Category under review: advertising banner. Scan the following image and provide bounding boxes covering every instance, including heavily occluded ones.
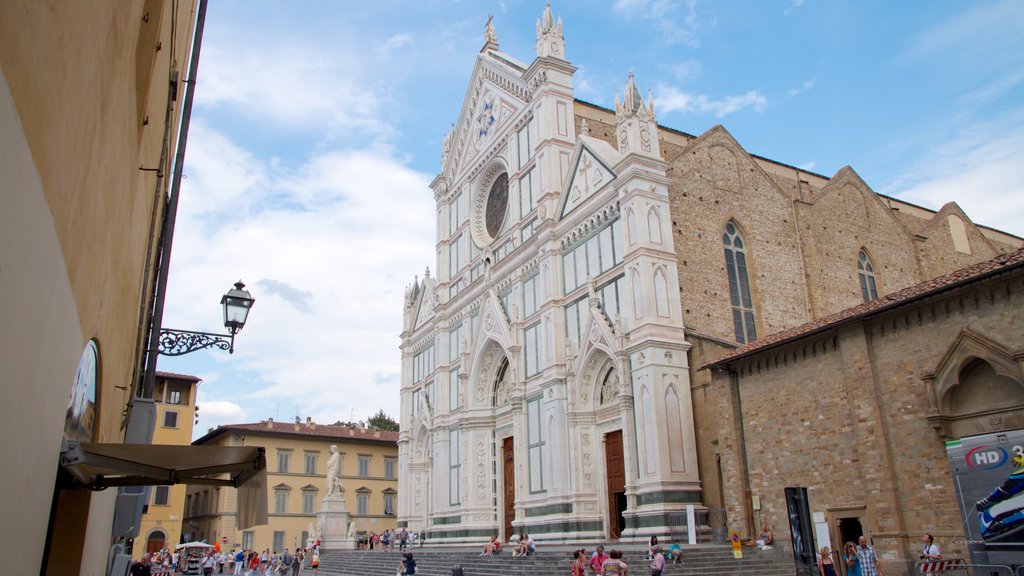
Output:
[945,429,1024,566]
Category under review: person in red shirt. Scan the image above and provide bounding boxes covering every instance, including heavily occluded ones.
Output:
[589,546,609,575]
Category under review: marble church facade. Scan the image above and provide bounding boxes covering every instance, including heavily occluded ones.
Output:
[398,6,1021,545]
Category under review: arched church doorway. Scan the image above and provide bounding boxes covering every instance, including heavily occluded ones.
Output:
[146,529,166,554]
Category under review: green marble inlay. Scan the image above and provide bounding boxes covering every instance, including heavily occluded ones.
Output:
[635,491,702,506]
[524,503,573,517]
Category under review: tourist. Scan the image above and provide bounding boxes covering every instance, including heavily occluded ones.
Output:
[844,542,861,576]
[818,546,837,576]
[309,551,319,576]
[512,533,528,557]
[203,551,216,576]
[129,553,152,576]
[920,534,941,561]
[398,552,416,576]
[600,549,629,575]
[744,525,773,548]
[650,546,666,576]
[667,541,683,564]
[399,528,408,551]
[647,536,658,560]
[247,551,260,576]
[481,535,502,556]
[856,536,883,576]
[524,534,536,556]
[589,546,609,575]
[234,550,245,575]
[571,549,587,576]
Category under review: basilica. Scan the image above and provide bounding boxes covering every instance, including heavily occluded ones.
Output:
[397,4,1022,561]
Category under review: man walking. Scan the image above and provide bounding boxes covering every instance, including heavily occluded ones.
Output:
[856,536,884,576]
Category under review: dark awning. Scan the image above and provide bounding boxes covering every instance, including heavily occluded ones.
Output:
[62,442,265,488]
[61,441,268,527]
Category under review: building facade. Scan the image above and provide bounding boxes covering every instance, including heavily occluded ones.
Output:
[397,6,1022,547]
[706,248,1024,574]
[1,2,200,574]
[136,372,202,558]
[188,421,399,553]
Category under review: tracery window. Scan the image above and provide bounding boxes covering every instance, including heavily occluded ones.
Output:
[723,221,756,344]
[857,249,879,302]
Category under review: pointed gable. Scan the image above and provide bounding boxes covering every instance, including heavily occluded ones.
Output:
[411,277,436,333]
[443,51,531,184]
[559,136,620,219]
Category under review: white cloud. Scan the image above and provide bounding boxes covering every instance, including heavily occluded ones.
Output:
[613,0,702,47]
[665,59,703,81]
[195,395,247,431]
[784,0,806,16]
[165,123,435,433]
[655,85,767,118]
[881,112,1024,238]
[196,39,390,143]
[378,33,416,55]
[786,79,816,98]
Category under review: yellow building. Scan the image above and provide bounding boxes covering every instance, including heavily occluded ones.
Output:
[135,372,202,557]
[187,420,399,553]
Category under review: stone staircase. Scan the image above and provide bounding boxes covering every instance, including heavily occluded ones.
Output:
[317,545,795,576]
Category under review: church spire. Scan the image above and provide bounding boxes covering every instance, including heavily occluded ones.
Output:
[535,3,565,59]
[615,73,659,158]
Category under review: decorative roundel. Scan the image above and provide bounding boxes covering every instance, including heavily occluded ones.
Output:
[485,173,509,238]
[471,162,511,247]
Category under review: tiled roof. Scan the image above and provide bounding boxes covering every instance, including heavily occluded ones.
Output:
[155,370,201,383]
[195,421,399,445]
[705,247,1024,368]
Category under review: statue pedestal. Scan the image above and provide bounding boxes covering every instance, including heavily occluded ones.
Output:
[317,495,358,550]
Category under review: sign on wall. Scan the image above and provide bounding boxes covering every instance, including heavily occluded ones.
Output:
[946,429,1024,566]
[65,340,98,442]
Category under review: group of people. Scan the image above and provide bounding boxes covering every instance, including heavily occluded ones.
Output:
[362,528,417,551]
[819,534,938,576]
[131,546,316,576]
[479,533,536,557]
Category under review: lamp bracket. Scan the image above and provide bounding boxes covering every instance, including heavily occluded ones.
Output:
[157,328,235,356]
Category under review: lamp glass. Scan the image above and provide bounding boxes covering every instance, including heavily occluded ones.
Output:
[221,282,254,331]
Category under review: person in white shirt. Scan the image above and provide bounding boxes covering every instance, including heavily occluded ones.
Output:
[920,534,941,561]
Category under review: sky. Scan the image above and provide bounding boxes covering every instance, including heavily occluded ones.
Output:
[156,0,1024,439]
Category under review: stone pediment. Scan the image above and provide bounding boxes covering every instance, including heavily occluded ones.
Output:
[443,55,530,184]
[560,138,619,220]
[411,278,436,333]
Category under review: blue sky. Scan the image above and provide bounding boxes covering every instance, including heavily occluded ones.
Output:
[157,0,1024,438]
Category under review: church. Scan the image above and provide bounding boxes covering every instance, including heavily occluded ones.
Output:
[397,3,1022,559]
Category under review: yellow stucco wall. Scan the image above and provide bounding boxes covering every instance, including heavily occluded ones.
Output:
[0,1,198,574]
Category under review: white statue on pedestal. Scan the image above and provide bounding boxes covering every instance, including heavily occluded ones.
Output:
[326,445,344,497]
[347,521,357,539]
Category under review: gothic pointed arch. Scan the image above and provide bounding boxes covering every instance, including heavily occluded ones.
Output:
[468,337,513,411]
[722,219,757,344]
[856,248,880,302]
[924,328,1024,439]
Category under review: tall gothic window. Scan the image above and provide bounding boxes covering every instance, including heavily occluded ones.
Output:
[723,221,756,344]
[858,249,879,302]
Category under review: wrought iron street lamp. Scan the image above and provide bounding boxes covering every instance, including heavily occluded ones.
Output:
[157,281,255,356]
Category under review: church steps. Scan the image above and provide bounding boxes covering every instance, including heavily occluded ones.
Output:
[317,546,795,576]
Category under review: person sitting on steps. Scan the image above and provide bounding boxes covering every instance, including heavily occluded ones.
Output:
[743,525,773,548]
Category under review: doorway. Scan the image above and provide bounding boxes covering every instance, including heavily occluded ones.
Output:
[502,437,515,540]
[146,529,166,553]
[605,430,626,539]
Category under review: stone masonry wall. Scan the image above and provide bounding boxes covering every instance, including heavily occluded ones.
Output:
[710,269,1024,575]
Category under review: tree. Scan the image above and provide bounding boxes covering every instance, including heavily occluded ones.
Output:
[367,409,398,431]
